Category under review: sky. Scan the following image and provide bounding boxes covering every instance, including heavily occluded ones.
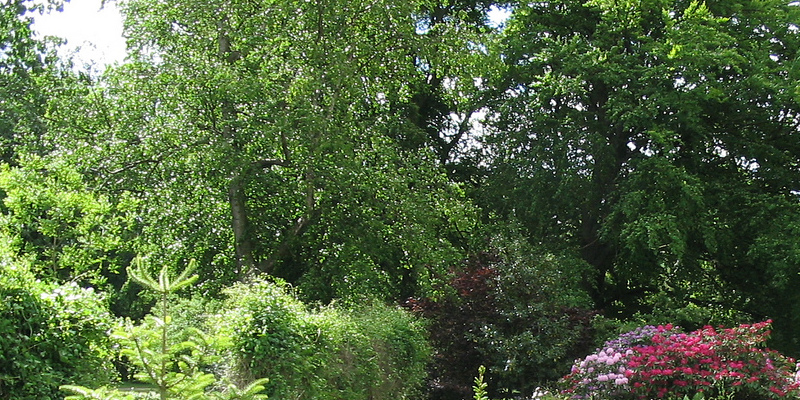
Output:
[31,0,126,68]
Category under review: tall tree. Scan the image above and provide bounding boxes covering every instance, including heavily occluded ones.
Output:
[483,0,800,350]
[44,0,477,300]
[0,0,63,163]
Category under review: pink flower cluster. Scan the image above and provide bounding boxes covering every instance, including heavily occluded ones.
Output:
[562,324,679,398]
[626,320,799,399]
[561,321,800,399]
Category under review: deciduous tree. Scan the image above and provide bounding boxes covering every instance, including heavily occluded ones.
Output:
[0,0,64,163]
[45,0,478,300]
[481,0,800,351]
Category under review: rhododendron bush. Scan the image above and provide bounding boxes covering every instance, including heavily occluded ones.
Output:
[561,321,800,399]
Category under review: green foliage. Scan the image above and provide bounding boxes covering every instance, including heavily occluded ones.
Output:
[6,0,800,396]
[293,147,476,303]
[0,157,139,286]
[61,385,138,400]
[217,278,431,400]
[408,231,596,398]
[478,0,800,356]
[474,234,596,390]
[149,294,225,353]
[473,365,566,400]
[0,259,116,399]
[112,317,217,399]
[61,258,268,400]
[0,0,65,164]
[33,0,484,301]
[473,365,490,400]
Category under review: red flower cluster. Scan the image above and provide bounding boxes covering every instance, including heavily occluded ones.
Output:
[560,321,800,399]
[626,320,800,399]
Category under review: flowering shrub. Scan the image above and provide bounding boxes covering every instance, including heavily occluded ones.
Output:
[561,324,681,398]
[561,321,800,399]
[627,321,800,399]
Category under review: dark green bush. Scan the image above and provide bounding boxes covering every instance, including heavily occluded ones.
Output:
[482,239,596,387]
[406,236,597,399]
[216,278,431,400]
[0,264,116,399]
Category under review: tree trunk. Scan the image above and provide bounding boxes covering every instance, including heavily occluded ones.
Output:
[217,21,258,279]
[229,171,257,278]
[580,79,629,309]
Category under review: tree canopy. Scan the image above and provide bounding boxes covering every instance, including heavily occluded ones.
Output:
[3,0,800,387]
[477,0,800,351]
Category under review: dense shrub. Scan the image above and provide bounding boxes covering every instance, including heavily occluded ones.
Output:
[562,321,800,399]
[406,238,596,399]
[216,278,431,400]
[61,259,269,400]
[404,252,502,399]
[0,159,138,287]
[0,264,116,399]
[560,324,682,399]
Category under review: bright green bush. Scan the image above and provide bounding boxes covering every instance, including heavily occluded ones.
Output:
[0,264,116,399]
[217,278,431,400]
[61,258,268,400]
[349,299,432,397]
[0,158,139,286]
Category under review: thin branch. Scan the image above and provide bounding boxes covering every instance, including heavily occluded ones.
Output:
[252,158,292,169]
